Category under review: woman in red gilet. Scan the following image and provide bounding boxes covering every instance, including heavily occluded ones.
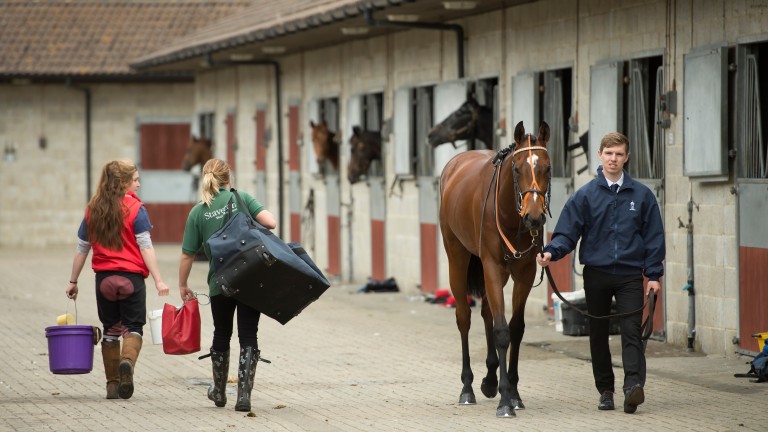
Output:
[65,160,170,400]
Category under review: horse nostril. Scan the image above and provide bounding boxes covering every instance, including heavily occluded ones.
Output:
[523,213,545,230]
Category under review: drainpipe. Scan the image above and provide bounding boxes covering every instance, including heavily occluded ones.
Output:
[204,57,285,239]
[67,79,92,203]
[347,195,354,282]
[363,9,465,79]
[678,191,698,352]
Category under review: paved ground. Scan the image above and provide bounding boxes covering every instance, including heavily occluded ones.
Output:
[0,245,764,432]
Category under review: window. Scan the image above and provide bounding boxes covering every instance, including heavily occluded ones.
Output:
[362,92,384,177]
[470,77,499,150]
[414,86,434,177]
[624,56,664,179]
[738,41,768,179]
[198,112,215,141]
[541,69,573,177]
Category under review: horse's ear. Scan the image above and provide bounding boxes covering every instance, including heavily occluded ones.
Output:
[352,126,362,136]
[513,121,525,143]
[310,120,316,128]
[538,121,550,145]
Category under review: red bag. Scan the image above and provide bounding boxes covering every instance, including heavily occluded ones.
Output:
[161,300,201,355]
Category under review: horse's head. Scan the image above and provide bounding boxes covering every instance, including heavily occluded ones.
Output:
[510,121,551,231]
[427,97,483,147]
[348,126,382,184]
[181,136,213,171]
[310,120,339,172]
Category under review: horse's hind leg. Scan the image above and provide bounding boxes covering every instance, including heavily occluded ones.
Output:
[445,245,475,405]
[480,296,499,399]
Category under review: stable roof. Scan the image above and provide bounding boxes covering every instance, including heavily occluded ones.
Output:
[0,0,250,80]
[131,0,534,72]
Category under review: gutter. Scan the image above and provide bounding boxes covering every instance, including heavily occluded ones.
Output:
[363,8,465,78]
[130,1,414,71]
[66,78,93,203]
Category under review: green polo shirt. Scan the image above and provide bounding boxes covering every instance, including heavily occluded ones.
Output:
[182,188,266,296]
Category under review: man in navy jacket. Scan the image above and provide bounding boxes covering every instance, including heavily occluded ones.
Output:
[537,132,665,414]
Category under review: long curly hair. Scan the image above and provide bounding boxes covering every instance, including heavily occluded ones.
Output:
[86,160,137,250]
[200,159,231,206]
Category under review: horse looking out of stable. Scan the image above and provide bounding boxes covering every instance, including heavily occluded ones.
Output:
[428,97,494,149]
[347,126,382,184]
[181,136,213,172]
[309,120,340,174]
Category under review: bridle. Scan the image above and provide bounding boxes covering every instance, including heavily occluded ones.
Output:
[511,135,551,218]
[480,135,550,260]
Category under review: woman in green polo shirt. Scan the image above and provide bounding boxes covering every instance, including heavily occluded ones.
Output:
[178,158,276,412]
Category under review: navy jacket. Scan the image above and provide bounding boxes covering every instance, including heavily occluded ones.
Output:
[543,167,665,281]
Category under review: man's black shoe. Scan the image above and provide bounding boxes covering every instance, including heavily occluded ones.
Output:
[598,391,615,410]
[623,385,644,413]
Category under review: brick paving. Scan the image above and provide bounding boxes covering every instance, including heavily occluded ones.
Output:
[0,245,764,431]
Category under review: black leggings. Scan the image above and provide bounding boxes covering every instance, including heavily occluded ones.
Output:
[209,294,261,352]
[95,271,146,337]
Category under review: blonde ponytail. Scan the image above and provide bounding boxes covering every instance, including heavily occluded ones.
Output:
[200,159,231,206]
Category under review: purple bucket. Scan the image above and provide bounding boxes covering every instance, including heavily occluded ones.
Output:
[45,325,97,374]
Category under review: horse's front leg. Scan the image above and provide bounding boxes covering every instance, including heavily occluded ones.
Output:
[507,281,533,410]
[507,311,526,409]
[480,296,499,399]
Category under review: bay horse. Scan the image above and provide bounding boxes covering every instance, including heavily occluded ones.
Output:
[309,120,340,173]
[181,136,213,171]
[428,97,494,149]
[439,121,551,418]
[347,126,381,184]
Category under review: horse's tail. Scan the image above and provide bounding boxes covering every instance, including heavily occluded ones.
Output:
[466,254,485,297]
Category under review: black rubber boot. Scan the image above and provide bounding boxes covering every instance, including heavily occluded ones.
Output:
[207,349,230,407]
[234,347,258,412]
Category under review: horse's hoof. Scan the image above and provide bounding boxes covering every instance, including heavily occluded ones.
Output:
[512,399,525,410]
[496,405,516,418]
[458,392,477,405]
[480,379,498,399]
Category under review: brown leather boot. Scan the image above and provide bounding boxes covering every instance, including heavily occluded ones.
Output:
[118,333,143,399]
[101,339,120,399]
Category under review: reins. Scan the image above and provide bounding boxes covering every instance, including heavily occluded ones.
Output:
[544,264,657,342]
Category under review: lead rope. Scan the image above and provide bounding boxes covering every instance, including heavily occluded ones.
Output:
[494,156,523,256]
[544,265,657,342]
[478,165,497,258]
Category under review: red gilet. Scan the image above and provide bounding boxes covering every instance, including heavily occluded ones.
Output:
[88,192,149,278]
